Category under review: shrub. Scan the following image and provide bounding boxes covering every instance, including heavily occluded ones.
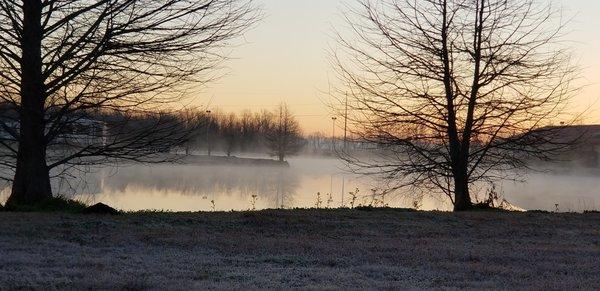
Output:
[470,203,509,212]
[4,196,87,213]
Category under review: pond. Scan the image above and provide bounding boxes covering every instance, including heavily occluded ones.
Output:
[1,156,599,212]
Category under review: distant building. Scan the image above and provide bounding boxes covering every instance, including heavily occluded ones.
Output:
[51,118,108,147]
[0,118,108,147]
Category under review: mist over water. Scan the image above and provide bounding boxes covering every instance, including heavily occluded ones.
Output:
[499,169,600,212]
[1,155,599,212]
[69,156,421,211]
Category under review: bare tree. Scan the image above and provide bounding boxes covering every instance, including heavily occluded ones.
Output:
[0,0,258,206]
[265,103,303,162]
[333,0,577,211]
[222,112,238,156]
[178,108,207,155]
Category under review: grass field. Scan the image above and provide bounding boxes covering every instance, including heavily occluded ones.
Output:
[1,209,599,289]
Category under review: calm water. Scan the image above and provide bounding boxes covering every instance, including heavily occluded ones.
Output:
[1,156,599,212]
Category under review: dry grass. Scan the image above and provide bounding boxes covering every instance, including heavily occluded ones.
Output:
[0,209,599,290]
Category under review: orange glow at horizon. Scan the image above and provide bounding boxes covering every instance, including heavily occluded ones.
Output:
[194,0,600,135]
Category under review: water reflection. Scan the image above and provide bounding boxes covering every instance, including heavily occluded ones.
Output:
[1,157,599,212]
[67,157,450,211]
[500,171,600,212]
[87,164,301,211]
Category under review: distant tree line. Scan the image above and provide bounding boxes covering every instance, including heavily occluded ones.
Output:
[2,99,368,167]
[1,100,385,163]
[176,103,305,161]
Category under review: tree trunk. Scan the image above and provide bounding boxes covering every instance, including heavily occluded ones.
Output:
[6,0,52,206]
[8,128,52,206]
[453,172,472,211]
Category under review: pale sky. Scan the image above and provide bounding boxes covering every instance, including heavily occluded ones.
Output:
[198,0,600,134]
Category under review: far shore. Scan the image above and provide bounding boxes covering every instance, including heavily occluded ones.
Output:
[178,154,289,166]
[128,153,291,167]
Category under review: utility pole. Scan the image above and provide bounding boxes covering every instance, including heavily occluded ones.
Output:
[331,116,337,152]
[206,110,212,156]
[344,93,348,150]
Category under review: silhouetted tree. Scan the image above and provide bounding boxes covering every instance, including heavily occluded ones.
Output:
[333,0,577,211]
[238,110,255,152]
[265,104,303,162]
[222,113,238,156]
[0,0,258,206]
[178,109,207,155]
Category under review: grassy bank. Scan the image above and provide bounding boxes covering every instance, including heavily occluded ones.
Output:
[0,209,599,289]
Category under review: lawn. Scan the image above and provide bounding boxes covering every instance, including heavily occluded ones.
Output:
[0,209,599,289]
